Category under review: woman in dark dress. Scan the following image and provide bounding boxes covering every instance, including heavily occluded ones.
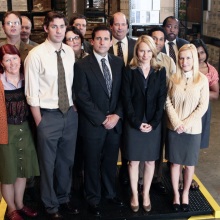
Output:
[121,35,167,212]
[0,44,39,220]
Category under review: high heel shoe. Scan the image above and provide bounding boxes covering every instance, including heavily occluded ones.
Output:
[143,193,151,212]
[182,203,189,212]
[130,194,139,212]
[130,204,139,212]
[172,203,180,212]
[143,203,151,212]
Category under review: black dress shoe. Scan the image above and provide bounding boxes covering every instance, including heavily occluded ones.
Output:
[88,204,101,216]
[172,204,180,212]
[48,211,64,220]
[152,182,167,194]
[108,197,124,206]
[182,203,189,212]
[60,202,79,215]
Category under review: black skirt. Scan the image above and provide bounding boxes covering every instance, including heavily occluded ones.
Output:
[124,121,161,161]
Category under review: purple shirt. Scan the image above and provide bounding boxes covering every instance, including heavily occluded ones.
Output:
[0,72,24,90]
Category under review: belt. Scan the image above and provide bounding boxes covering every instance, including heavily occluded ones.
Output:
[40,108,60,112]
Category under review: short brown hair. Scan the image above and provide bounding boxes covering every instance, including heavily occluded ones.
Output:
[2,11,22,26]
[43,11,67,28]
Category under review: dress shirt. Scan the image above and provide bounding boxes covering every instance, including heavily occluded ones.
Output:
[165,39,178,60]
[93,51,112,80]
[25,39,75,109]
[112,36,128,66]
[1,72,24,90]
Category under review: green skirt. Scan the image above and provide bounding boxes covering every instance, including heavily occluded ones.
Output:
[0,121,40,184]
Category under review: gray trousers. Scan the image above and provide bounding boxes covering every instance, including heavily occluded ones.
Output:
[37,107,78,214]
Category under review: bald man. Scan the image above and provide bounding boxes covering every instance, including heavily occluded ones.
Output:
[21,16,38,46]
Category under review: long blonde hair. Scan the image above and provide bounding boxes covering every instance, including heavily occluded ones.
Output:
[130,35,161,70]
[171,44,201,84]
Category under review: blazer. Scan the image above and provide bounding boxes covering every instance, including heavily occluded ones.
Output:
[162,37,189,54]
[121,66,167,130]
[0,80,8,144]
[108,36,136,65]
[73,53,124,138]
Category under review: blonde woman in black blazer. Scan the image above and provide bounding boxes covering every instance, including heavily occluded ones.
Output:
[121,35,167,213]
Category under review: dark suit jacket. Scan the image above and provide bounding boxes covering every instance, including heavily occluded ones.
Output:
[108,36,136,65]
[121,66,167,130]
[83,39,93,54]
[73,53,124,138]
[162,37,189,54]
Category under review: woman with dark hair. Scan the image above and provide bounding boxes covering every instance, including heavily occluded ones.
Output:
[0,44,39,220]
[166,44,209,212]
[63,26,88,61]
[190,39,219,189]
[121,35,167,212]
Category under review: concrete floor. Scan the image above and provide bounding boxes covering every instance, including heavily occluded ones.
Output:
[196,100,220,206]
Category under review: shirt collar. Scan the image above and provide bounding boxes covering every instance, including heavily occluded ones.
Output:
[112,36,127,46]
[1,72,24,89]
[93,50,109,63]
[166,39,177,45]
[45,38,65,54]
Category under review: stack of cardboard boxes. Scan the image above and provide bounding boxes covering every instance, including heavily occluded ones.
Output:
[203,0,220,71]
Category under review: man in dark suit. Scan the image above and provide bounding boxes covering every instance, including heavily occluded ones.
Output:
[74,26,124,216]
[162,16,189,63]
[109,12,136,66]
[69,14,93,54]
[109,12,136,185]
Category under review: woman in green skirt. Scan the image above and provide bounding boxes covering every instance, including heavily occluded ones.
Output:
[0,44,39,220]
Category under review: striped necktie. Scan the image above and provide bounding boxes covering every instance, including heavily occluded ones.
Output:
[168,41,176,64]
[101,58,112,97]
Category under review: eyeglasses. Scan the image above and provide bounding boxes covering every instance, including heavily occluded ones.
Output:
[66,36,80,42]
[5,21,21,26]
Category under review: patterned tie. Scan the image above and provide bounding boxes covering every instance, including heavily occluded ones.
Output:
[168,41,176,64]
[117,41,124,59]
[56,50,69,113]
[101,58,112,97]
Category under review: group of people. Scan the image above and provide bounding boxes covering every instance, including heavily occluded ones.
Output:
[0,9,218,220]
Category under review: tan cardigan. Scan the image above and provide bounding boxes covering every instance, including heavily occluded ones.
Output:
[0,80,8,144]
[166,73,209,134]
